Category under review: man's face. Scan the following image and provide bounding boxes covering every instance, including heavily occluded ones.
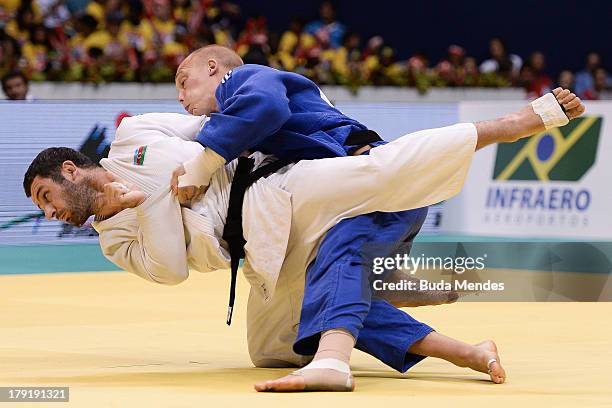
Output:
[175,56,221,116]
[3,76,28,100]
[30,174,98,227]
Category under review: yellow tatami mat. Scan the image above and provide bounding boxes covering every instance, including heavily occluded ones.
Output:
[1,271,610,407]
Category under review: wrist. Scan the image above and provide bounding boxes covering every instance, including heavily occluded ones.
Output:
[178,148,226,188]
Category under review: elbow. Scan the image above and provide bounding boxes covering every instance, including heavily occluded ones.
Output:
[149,263,189,285]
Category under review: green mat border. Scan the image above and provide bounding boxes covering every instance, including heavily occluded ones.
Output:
[0,244,120,275]
[2,235,611,275]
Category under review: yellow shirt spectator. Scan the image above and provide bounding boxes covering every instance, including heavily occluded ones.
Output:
[85,1,104,27]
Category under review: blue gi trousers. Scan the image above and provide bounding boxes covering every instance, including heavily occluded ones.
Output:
[293,208,434,373]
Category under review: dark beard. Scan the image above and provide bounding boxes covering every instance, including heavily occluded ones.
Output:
[60,177,98,227]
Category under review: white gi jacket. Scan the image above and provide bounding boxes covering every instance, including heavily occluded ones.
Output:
[93,113,291,300]
[92,113,477,366]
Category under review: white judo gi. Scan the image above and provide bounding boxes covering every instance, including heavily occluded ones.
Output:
[92,112,477,366]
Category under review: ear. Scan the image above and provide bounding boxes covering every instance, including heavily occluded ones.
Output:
[60,160,79,182]
[208,59,218,76]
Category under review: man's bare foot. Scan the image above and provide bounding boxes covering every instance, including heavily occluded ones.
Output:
[468,340,506,384]
[254,369,355,392]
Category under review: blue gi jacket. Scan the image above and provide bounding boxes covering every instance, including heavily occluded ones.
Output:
[195,64,383,161]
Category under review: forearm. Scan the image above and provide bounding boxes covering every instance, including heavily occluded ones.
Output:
[474,92,570,151]
[474,105,544,150]
[178,147,226,188]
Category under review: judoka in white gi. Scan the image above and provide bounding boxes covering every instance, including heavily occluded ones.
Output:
[23,88,584,391]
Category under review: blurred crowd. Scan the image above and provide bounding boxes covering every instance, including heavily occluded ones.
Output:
[1,0,611,100]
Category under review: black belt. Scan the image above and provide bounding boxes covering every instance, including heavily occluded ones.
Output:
[222,128,381,325]
[345,129,382,154]
[222,156,297,325]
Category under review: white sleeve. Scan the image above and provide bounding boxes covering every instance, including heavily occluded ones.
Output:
[115,113,208,143]
[97,187,189,285]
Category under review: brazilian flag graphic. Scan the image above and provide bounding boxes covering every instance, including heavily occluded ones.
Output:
[493,117,603,181]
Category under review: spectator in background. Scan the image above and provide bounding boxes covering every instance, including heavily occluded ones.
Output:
[242,33,270,65]
[305,1,346,49]
[275,17,304,71]
[574,51,609,99]
[0,30,22,75]
[1,70,32,100]
[520,51,552,98]
[36,0,70,29]
[582,67,611,100]
[70,14,100,61]
[462,57,479,86]
[436,44,468,86]
[5,1,38,45]
[479,37,522,85]
[85,0,105,26]
[330,31,362,85]
[406,50,431,93]
[557,70,575,93]
[22,24,50,79]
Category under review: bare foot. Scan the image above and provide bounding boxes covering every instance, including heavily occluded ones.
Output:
[254,370,355,392]
[468,340,506,384]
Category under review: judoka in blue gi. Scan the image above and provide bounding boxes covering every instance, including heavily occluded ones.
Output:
[170,45,583,391]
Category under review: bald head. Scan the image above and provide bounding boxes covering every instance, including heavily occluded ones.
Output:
[179,45,243,74]
[175,45,244,116]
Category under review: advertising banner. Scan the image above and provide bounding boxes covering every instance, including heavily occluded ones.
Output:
[443,101,612,239]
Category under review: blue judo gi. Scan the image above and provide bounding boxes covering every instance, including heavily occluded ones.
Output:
[198,64,433,372]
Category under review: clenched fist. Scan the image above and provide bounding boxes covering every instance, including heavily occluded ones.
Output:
[103,181,147,209]
[170,164,208,206]
[552,87,585,119]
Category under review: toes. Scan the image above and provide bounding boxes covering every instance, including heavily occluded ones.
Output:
[487,360,506,384]
[254,382,269,392]
[254,375,306,392]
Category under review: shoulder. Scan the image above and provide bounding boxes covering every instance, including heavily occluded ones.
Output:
[116,113,204,139]
[217,65,286,101]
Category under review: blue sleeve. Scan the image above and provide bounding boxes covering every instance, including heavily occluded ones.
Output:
[195,69,292,162]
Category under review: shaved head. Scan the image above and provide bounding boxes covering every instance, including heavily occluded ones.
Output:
[175,45,244,116]
[178,45,243,77]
